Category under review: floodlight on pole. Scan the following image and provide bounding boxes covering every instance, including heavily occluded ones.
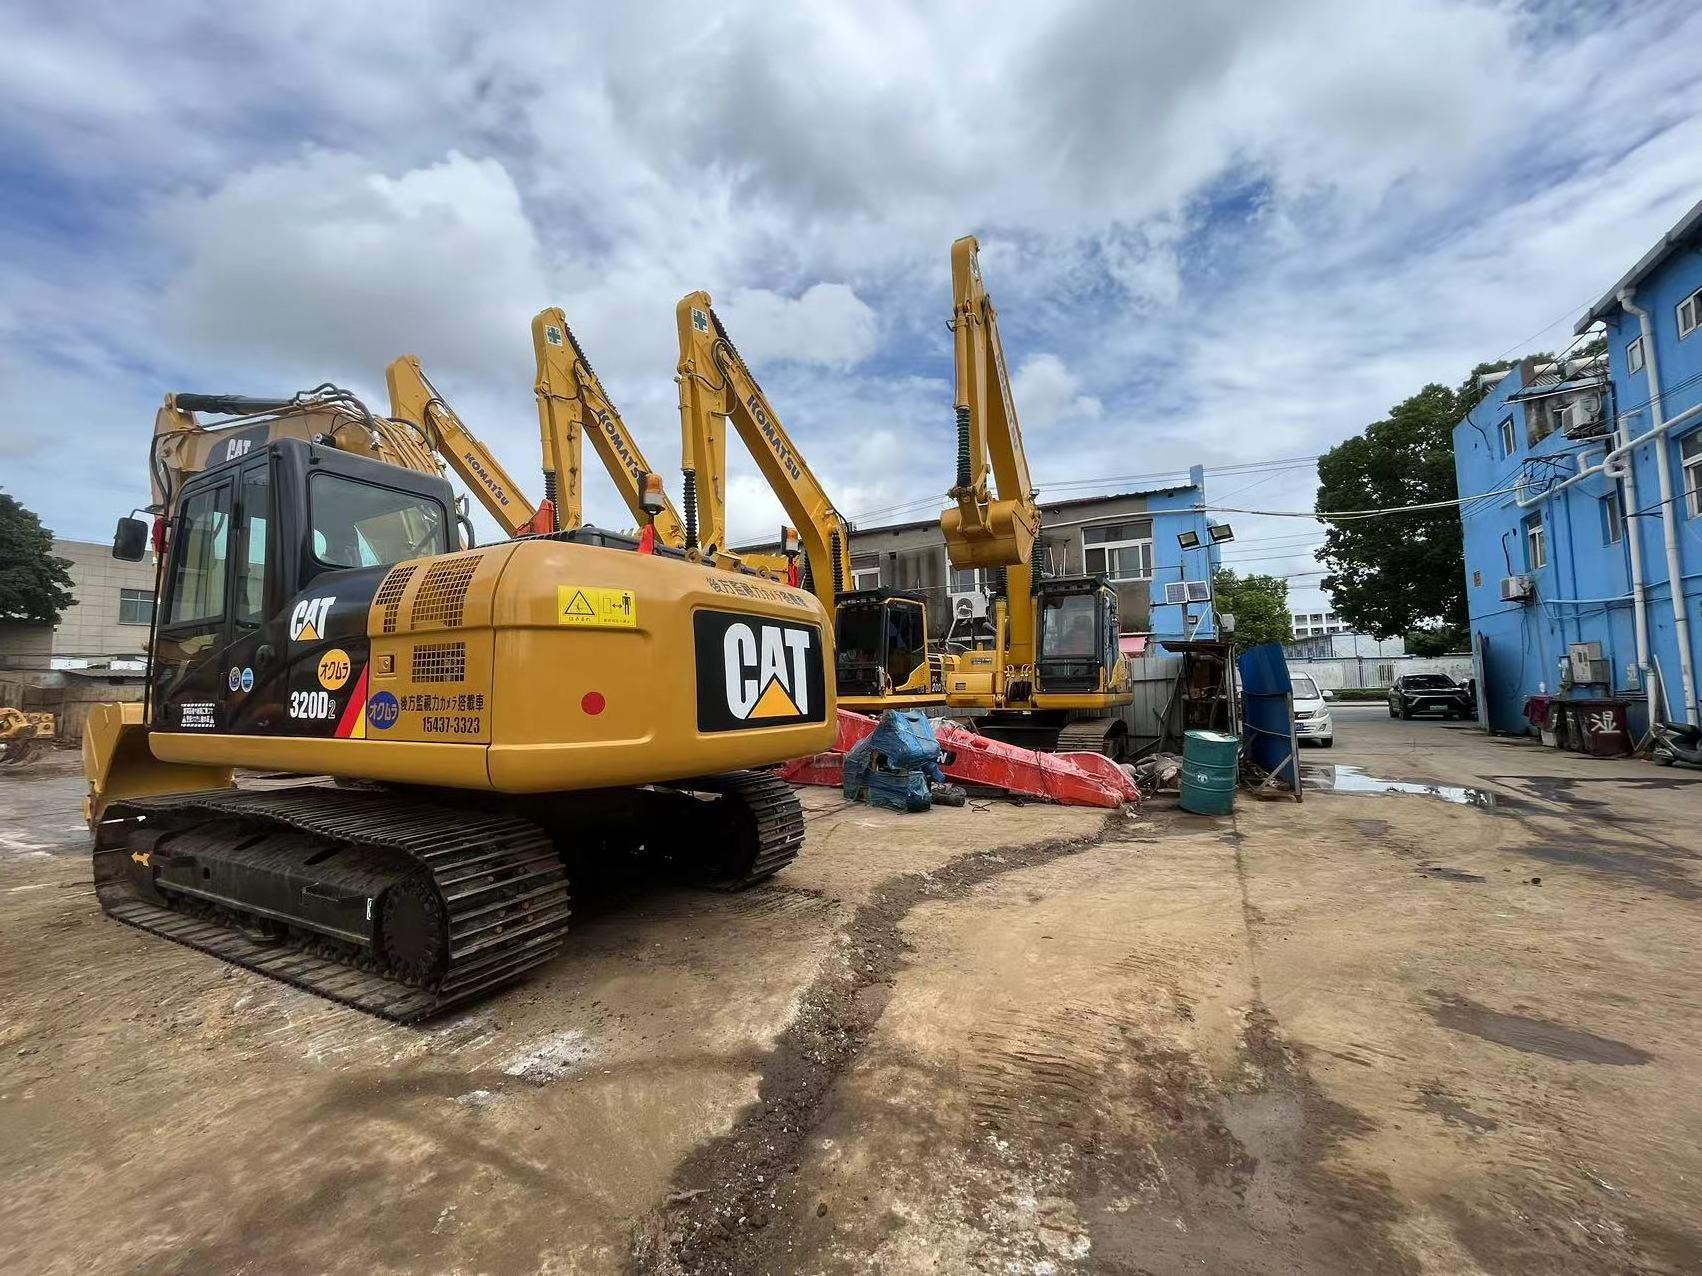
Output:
[1177,529,1201,550]
[1208,523,1235,544]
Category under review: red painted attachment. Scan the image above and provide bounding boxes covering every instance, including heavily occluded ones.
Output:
[780,710,1139,808]
[580,691,606,716]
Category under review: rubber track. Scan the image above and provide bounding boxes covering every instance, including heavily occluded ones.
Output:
[95,787,570,1023]
[669,770,805,890]
[1055,716,1125,758]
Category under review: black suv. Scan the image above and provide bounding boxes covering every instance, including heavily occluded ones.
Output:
[1388,674,1473,720]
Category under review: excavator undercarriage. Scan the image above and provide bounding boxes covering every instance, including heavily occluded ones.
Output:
[93,772,803,1021]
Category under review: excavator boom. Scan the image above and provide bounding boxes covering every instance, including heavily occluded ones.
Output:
[532,308,688,546]
[386,356,545,537]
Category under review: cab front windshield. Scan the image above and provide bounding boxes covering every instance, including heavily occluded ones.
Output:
[1040,593,1100,658]
[310,473,447,569]
[836,600,926,685]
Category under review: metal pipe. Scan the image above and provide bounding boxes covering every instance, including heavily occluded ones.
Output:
[1620,288,1698,726]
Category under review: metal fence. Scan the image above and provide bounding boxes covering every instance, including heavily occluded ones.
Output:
[1284,654,1473,691]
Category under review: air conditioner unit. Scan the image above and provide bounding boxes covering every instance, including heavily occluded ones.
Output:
[1499,574,1534,602]
[950,591,988,620]
[1561,393,1607,438]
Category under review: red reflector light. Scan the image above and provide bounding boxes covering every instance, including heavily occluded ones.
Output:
[580,691,606,716]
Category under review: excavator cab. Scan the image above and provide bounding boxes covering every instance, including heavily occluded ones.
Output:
[1035,578,1122,694]
[834,591,933,706]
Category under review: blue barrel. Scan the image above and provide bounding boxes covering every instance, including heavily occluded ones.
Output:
[1179,729,1239,816]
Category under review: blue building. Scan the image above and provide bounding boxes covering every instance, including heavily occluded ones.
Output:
[838,465,1220,645]
[1454,198,1702,734]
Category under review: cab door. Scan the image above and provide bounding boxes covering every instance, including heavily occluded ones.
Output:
[153,457,282,735]
[153,473,237,733]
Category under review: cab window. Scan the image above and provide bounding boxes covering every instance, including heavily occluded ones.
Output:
[1040,593,1099,657]
[166,483,232,626]
[235,463,270,624]
[310,473,446,569]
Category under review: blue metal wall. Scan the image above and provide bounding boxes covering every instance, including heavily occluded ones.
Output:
[1454,236,1702,733]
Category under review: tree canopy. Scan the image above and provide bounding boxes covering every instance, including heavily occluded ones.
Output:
[1213,568,1291,649]
[1315,382,1473,641]
[0,493,75,625]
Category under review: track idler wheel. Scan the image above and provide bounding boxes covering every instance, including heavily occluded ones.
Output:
[379,874,448,985]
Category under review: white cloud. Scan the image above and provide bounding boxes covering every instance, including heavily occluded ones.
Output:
[1010,354,1104,429]
[1,0,1699,621]
[717,283,878,368]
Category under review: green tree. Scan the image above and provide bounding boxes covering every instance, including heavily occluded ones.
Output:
[0,493,75,624]
[1212,568,1291,648]
[1405,625,1468,657]
[1315,382,1472,640]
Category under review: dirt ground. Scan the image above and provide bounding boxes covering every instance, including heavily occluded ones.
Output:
[2,709,1700,1274]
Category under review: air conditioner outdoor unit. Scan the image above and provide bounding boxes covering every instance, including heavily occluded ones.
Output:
[1499,574,1534,602]
[1562,393,1607,438]
[951,592,988,620]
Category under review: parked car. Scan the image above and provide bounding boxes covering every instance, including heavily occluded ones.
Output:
[1291,673,1334,747]
[1388,674,1473,720]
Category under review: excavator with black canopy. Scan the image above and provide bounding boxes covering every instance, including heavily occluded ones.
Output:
[941,235,1133,755]
[84,381,835,1021]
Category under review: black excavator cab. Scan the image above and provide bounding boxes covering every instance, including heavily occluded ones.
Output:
[834,589,929,698]
[1035,577,1120,693]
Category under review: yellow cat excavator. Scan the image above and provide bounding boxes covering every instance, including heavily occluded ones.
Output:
[84,378,835,1022]
[942,235,1133,755]
[675,291,944,712]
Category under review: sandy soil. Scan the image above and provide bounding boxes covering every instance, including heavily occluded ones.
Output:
[2,711,1699,1274]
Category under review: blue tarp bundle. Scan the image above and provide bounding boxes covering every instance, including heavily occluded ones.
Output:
[1236,641,1301,794]
[842,709,946,812]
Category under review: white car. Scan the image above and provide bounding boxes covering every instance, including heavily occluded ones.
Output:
[1291,673,1334,747]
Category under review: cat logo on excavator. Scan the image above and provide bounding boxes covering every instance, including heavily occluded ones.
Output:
[694,611,826,733]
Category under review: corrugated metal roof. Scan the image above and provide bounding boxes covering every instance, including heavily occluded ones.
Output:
[1576,197,1702,333]
[1507,372,1608,403]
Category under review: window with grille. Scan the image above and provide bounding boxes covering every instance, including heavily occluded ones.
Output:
[118,588,154,626]
[1082,521,1154,581]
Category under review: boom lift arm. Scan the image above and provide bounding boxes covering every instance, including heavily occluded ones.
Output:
[385,357,550,538]
[674,291,851,611]
[531,308,689,546]
[941,235,1041,667]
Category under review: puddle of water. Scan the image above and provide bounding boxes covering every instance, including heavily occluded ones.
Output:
[1428,994,1651,1065]
[1302,765,1500,807]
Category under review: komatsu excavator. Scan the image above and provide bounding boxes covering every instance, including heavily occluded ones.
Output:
[84,381,835,1021]
[674,292,944,712]
[941,236,1133,756]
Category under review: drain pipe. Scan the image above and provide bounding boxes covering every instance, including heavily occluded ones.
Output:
[1620,288,1698,726]
[1606,382,1656,723]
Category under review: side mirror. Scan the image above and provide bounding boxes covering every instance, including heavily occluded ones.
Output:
[1322,688,1334,700]
[112,516,149,562]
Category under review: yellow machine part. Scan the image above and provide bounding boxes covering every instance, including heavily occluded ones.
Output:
[146,540,838,794]
[940,497,1036,570]
[82,701,233,826]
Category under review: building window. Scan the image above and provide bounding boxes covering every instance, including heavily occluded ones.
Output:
[950,564,984,594]
[851,565,880,590]
[1600,488,1623,544]
[1524,515,1547,571]
[1082,522,1154,582]
[118,587,155,626]
[1682,432,1702,517]
[1679,287,1702,340]
[1627,336,1645,373]
[1498,416,1516,456]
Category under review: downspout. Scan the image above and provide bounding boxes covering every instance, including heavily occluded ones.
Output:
[1607,379,1655,723]
[1620,288,1698,725]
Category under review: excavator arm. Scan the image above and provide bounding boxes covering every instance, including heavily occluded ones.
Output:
[941,234,1039,570]
[145,386,445,514]
[531,308,688,546]
[674,291,851,612]
[385,356,547,538]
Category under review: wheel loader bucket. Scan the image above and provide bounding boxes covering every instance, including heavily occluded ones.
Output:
[81,701,233,829]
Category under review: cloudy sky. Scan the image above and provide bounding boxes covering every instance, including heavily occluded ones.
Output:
[3,0,1698,612]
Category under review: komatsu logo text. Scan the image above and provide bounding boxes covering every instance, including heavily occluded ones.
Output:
[694,611,826,733]
[596,411,642,478]
[747,395,803,483]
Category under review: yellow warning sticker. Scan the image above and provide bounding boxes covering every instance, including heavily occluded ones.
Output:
[557,585,638,628]
[317,648,352,690]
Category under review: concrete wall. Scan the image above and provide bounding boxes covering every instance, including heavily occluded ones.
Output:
[1285,655,1473,691]
[0,670,144,744]
[47,539,159,660]
[0,622,54,672]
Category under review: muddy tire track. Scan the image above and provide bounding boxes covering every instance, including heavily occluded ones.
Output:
[626,817,1130,1274]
